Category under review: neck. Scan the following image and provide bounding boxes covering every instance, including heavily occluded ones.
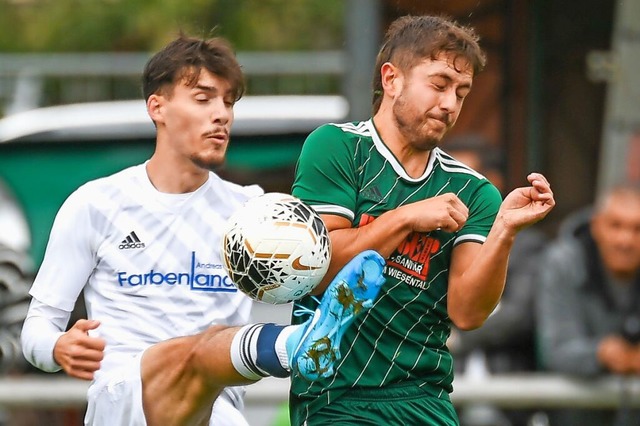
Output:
[372,111,432,178]
[146,155,209,194]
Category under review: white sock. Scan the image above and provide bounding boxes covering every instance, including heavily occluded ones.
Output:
[230,324,265,381]
[274,324,301,371]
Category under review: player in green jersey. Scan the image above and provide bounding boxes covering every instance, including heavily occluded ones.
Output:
[290,15,556,426]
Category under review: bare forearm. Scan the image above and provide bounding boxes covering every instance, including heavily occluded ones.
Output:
[448,219,516,330]
[313,209,411,293]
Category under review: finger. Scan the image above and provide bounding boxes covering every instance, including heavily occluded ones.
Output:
[83,337,107,352]
[527,174,554,196]
[68,368,98,381]
[527,176,554,200]
[73,319,101,332]
[530,184,555,204]
[450,208,468,229]
[437,213,467,232]
[70,358,103,371]
[529,176,550,191]
[452,198,469,217]
[444,193,469,214]
[527,172,550,186]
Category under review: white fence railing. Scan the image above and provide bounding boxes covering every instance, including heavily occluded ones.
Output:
[0,51,346,114]
[2,374,640,409]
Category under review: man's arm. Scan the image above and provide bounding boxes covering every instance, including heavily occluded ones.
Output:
[318,173,554,331]
[447,173,554,329]
[22,297,105,380]
[453,230,546,353]
[21,298,70,372]
[313,192,469,294]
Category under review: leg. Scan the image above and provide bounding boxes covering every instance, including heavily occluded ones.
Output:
[140,250,386,426]
[230,249,386,383]
[141,325,252,426]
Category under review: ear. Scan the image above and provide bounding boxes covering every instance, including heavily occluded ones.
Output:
[146,94,164,124]
[380,62,402,98]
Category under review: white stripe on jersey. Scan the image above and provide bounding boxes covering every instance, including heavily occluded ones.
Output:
[333,121,370,136]
[436,150,486,180]
[310,204,354,222]
[454,233,488,245]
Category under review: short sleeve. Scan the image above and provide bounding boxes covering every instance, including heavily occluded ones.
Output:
[455,181,502,245]
[292,124,358,221]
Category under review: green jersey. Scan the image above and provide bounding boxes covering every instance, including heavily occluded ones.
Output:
[290,120,502,424]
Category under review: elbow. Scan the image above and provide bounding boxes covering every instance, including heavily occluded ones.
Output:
[450,313,486,331]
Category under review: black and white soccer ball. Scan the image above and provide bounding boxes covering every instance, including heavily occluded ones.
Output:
[221,192,331,304]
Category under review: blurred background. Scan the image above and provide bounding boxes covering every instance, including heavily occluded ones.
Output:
[0,0,639,425]
[2,0,639,239]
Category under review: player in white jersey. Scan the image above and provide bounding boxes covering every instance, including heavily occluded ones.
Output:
[20,34,387,426]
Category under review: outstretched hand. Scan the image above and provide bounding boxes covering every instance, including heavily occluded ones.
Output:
[53,319,106,381]
[499,172,555,232]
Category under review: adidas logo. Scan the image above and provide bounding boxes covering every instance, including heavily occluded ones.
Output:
[119,231,146,250]
[360,185,383,202]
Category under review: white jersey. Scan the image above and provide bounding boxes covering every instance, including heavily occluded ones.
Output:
[28,163,262,378]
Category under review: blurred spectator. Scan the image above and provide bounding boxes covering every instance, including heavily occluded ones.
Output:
[0,180,85,425]
[537,182,640,426]
[0,180,32,373]
[0,180,33,425]
[444,135,549,426]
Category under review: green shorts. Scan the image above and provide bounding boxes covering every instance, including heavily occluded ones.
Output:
[298,383,458,426]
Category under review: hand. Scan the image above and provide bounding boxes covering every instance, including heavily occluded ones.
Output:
[498,173,555,232]
[628,347,640,375]
[403,193,469,233]
[597,336,634,374]
[53,319,106,381]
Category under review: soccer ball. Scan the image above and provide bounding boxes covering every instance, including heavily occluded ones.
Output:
[221,192,331,304]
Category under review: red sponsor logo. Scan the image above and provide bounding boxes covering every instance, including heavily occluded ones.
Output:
[358,213,439,280]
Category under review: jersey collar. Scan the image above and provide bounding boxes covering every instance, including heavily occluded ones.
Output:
[365,119,438,182]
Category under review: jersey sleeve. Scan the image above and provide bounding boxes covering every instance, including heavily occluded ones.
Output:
[21,298,70,372]
[455,181,502,245]
[292,124,358,221]
[29,186,97,312]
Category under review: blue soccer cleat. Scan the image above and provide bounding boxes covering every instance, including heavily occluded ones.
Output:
[286,249,386,381]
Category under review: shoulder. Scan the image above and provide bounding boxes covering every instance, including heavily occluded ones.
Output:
[306,121,371,144]
[74,163,138,191]
[301,121,373,166]
[63,164,144,212]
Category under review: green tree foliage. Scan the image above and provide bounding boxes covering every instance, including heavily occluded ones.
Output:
[0,0,344,52]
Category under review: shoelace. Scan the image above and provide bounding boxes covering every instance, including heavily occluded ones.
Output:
[291,296,321,320]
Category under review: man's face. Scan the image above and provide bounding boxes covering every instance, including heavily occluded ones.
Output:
[157,69,235,171]
[392,52,474,151]
[591,191,640,279]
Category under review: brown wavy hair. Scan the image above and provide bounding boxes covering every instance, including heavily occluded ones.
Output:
[142,33,245,103]
[372,15,486,114]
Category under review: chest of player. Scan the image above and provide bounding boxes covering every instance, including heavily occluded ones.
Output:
[92,205,238,297]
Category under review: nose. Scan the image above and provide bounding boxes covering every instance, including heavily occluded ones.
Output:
[210,98,231,125]
[439,88,458,113]
[612,225,639,250]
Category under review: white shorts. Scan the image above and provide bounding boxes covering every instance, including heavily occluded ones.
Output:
[84,352,249,426]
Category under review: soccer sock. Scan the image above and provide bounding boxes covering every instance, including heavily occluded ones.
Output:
[230,323,300,380]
